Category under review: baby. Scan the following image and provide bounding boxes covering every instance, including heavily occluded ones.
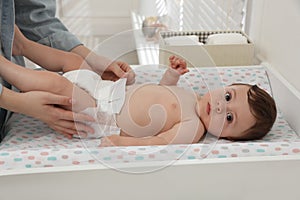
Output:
[0,26,277,146]
[98,56,277,146]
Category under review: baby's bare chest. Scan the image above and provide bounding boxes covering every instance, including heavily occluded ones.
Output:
[116,85,198,137]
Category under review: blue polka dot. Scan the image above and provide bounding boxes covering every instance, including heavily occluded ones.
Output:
[218,155,227,158]
[103,157,111,161]
[90,151,99,155]
[47,157,57,161]
[135,156,144,160]
[160,150,168,154]
[257,149,265,153]
[14,158,22,162]
[25,164,32,168]
[0,153,9,156]
[74,151,82,154]
[175,150,184,154]
[188,156,195,159]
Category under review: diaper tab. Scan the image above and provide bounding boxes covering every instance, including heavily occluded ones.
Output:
[96,78,127,114]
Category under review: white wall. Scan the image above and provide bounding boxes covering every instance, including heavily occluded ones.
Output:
[247,0,300,92]
[57,0,138,36]
[56,0,139,64]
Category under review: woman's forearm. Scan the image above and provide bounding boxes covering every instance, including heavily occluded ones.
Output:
[21,39,90,72]
[71,45,112,73]
[0,56,95,112]
[0,86,24,113]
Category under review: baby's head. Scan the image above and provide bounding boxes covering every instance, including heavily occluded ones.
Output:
[198,83,277,141]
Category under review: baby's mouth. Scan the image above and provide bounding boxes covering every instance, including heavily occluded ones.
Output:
[206,102,211,115]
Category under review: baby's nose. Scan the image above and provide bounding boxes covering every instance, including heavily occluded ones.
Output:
[216,100,226,114]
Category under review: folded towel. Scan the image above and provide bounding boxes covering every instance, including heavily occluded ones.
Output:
[164,35,203,46]
[206,33,248,45]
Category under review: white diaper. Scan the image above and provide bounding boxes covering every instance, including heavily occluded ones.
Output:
[63,69,127,138]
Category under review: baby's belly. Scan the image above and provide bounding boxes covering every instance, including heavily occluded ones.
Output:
[116,84,181,137]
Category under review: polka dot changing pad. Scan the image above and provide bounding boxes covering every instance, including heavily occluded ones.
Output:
[1,65,299,171]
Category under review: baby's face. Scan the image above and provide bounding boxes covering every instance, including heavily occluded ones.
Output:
[198,85,256,138]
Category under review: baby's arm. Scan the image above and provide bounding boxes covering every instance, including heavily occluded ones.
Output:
[159,56,189,86]
[101,118,204,147]
[13,25,92,72]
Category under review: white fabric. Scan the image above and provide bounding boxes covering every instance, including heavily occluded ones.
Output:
[206,33,248,45]
[164,35,203,46]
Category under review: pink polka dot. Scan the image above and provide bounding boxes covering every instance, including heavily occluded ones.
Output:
[292,149,300,153]
[0,161,5,165]
[193,148,200,152]
[28,156,35,160]
[212,150,219,155]
[21,151,28,154]
[40,152,49,156]
[35,161,41,165]
[117,155,123,159]
[148,154,155,159]
[275,147,281,151]
[88,160,95,163]
[72,161,80,165]
[231,154,238,157]
[260,144,269,147]
[62,155,69,159]
[128,151,136,155]
[110,150,116,153]
[44,165,54,167]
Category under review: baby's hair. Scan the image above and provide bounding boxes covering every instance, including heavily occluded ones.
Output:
[226,83,277,141]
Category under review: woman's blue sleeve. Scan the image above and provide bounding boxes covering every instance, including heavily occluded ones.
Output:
[14,0,82,51]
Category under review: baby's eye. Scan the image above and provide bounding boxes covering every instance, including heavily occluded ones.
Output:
[225,92,231,102]
[226,112,233,123]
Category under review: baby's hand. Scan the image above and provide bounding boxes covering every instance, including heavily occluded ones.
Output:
[169,55,189,75]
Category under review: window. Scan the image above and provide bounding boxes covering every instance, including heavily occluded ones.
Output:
[141,0,248,31]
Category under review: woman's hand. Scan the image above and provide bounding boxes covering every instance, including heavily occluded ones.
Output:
[71,45,136,85]
[19,91,95,139]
